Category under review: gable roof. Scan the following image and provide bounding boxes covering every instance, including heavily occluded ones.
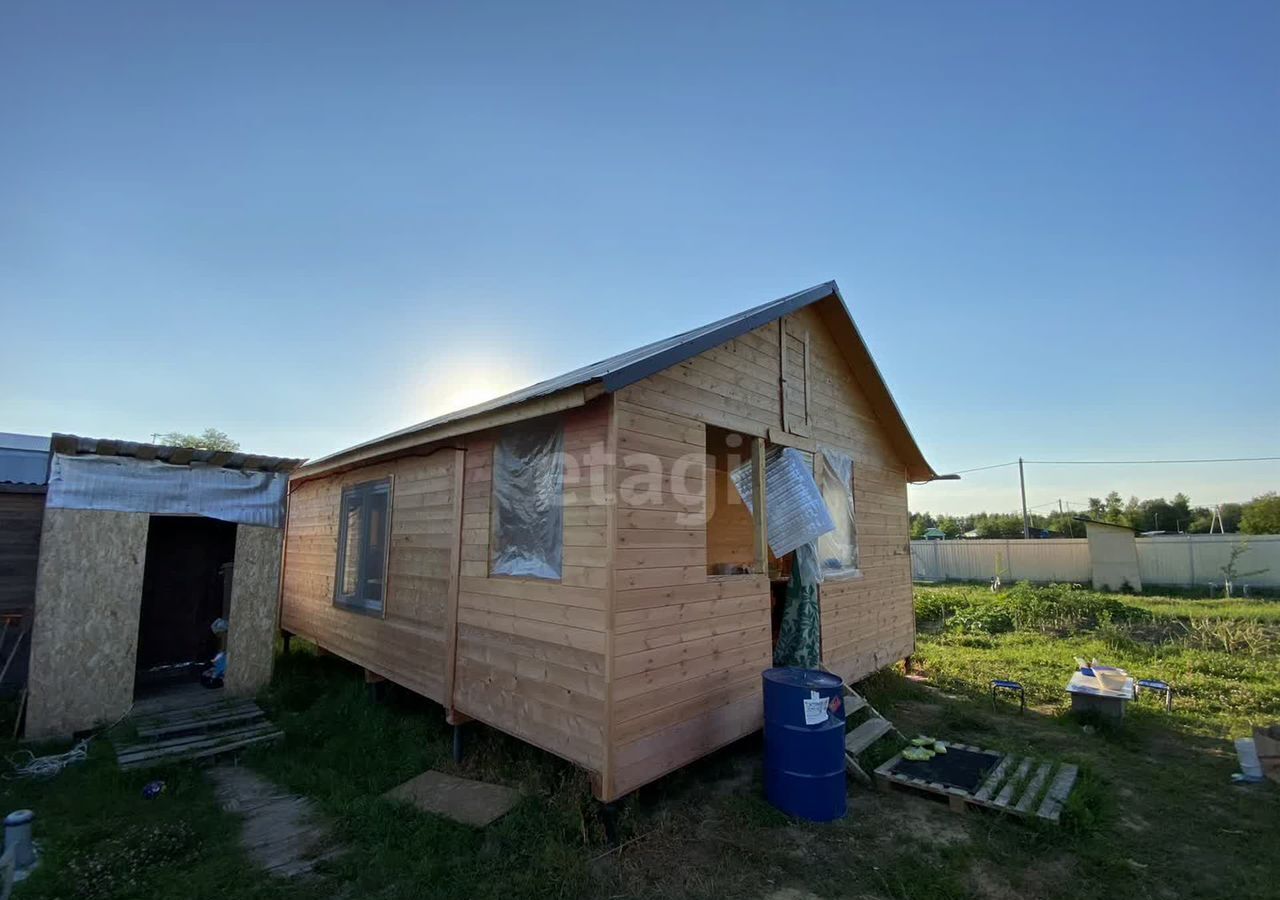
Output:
[297,281,939,482]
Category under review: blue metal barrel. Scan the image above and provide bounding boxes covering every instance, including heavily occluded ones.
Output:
[762,667,847,821]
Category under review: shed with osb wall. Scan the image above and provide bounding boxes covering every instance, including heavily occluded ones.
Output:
[24,435,302,740]
[280,281,944,801]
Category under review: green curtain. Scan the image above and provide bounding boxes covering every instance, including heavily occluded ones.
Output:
[774,544,822,669]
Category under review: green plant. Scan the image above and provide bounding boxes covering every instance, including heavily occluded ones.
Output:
[1219,541,1270,598]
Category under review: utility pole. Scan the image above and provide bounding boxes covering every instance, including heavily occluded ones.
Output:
[1019,457,1030,539]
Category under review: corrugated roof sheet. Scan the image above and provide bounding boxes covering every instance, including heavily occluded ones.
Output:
[0,432,51,486]
[50,434,304,474]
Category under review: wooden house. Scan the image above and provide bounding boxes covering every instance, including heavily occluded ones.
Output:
[280,281,939,801]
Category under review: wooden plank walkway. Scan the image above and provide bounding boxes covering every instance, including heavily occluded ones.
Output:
[209,766,340,878]
[873,743,1079,824]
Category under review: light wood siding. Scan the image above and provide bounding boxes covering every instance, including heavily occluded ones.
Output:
[610,334,773,798]
[607,308,911,799]
[787,305,914,682]
[454,401,610,773]
[280,451,461,703]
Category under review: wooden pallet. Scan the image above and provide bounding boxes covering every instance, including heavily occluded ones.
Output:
[873,743,1079,823]
[116,698,282,770]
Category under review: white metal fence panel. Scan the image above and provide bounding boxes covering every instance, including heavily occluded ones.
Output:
[1136,534,1280,589]
[911,534,1280,588]
[911,539,1091,583]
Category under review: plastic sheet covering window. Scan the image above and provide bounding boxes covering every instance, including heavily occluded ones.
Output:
[730,447,835,558]
[816,446,860,578]
[491,418,564,580]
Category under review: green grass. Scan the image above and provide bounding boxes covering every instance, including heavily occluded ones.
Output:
[2,585,1278,900]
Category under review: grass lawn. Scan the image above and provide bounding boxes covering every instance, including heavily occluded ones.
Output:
[2,582,1277,899]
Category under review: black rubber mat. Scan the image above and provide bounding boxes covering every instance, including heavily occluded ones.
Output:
[890,745,1001,792]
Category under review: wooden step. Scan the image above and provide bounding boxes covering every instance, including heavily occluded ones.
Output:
[135,702,265,739]
[842,693,868,715]
[117,722,283,770]
[845,717,893,756]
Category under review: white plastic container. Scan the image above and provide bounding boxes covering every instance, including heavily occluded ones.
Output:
[1090,660,1129,693]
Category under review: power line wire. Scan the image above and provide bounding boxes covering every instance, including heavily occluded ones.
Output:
[1025,456,1280,466]
[949,461,1018,474]
[939,455,1280,475]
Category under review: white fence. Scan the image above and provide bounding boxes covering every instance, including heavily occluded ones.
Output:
[911,534,1280,589]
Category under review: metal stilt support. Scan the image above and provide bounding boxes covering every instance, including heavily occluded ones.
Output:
[597,802,620,846]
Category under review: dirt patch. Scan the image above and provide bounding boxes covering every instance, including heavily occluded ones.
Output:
[967,861,1020,900]
[889,795,973,847]
[1020,855,1075,898]
[967,855,1076,900]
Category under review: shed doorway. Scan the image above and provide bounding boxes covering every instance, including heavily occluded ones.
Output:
[135,515,237,696]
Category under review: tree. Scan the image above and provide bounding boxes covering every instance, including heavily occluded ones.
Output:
[1086,491,1129,526]
[910,512,937,539]
[972,512,1025,539]
[1241,493,1280,535]
[158,428,241,452]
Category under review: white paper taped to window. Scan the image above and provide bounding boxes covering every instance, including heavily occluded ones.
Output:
[730,446,835,557]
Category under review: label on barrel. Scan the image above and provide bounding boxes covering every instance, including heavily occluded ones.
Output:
[803,690,828,725]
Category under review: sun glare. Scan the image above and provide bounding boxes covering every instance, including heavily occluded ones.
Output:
[409,357,529,423]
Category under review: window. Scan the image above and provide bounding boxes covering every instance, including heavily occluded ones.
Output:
[706,426,756,575]
[816,447,859,578]
[491,418,564,580]
[334,478,392,613]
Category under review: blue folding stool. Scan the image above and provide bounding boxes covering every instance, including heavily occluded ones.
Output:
[991,679,1025,713]
[1136,679,1173,711]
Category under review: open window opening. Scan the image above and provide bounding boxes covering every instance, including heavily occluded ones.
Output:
[135,515,238,697]
[335,478,392,614]
[706,426,760,577]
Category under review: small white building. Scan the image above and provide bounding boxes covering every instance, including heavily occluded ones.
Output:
[1075,517,1142,592]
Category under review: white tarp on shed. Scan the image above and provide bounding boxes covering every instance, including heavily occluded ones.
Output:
[46,453,287,527]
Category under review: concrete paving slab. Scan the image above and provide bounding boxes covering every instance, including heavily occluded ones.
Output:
[384,769,521,827]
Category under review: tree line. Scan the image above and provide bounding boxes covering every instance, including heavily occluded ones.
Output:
[911,491,1280,539]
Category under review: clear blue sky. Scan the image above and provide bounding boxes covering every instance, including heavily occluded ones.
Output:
[2,2,1276,515]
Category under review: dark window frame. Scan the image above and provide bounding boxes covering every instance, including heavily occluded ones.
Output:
[333,476,393,615]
